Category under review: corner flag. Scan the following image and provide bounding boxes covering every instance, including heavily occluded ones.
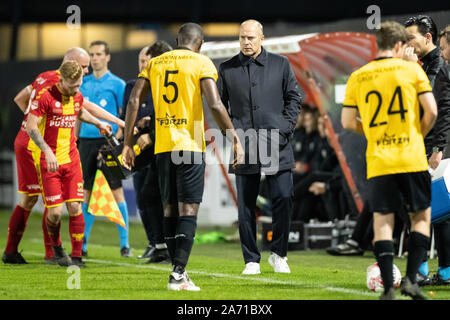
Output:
[88,169,126,229]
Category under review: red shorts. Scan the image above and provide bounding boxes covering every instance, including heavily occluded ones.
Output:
[39,152,84,207]
[14,132,41,195]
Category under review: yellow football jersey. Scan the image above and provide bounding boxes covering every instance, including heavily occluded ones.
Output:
[343,57,432,179]
[138,48,218,154]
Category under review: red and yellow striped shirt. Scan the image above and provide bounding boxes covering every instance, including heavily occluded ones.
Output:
[16,70,61,151]
[29,84,84,165]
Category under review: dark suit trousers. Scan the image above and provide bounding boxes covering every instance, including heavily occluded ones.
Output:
[236,170,293,263]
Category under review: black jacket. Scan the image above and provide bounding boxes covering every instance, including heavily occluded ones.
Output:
[218,47,303,174]
[421,48,450,154]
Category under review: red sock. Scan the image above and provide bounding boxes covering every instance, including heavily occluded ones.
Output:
[46,216,61,247]
[69,212,85,258]
[42,208,61,258]
[5,205,31,254]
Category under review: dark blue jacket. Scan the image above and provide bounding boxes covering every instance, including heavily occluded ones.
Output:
[218,47,303,174]
[122,78,154,122]
[421,48,450,155]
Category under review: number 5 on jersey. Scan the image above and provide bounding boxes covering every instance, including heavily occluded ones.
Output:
[163,70,179,104]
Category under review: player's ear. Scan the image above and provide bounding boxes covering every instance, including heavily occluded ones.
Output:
[425,32,433,45]
[393,41,404,58]
[196,40,204,52]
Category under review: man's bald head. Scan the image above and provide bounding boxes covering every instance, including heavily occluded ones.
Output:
[138,46,151,73]
[177,23,204,52]
[240,19,264,36]
[239,19,264,58]
[139,46,150,56]
[63,47,90,75]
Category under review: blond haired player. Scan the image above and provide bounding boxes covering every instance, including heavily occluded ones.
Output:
[3,47,123,265]
[26,61,111,267]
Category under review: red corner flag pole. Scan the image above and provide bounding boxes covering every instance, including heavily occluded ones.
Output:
[204,120,239,208]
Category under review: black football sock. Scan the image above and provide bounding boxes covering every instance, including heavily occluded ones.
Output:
[374,240,395,293]
[163,216,178,265]
[406,232,430,283]
[434,220,450,268]
[173,215,197,269]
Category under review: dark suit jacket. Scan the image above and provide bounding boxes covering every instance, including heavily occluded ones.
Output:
[421,47,450,154]
[218,47,303,175]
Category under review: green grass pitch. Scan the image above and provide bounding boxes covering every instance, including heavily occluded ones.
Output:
[0,210,449,300]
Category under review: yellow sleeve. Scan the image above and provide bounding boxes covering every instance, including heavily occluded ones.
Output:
[138,58,152,80]
[413,63,432,94]
[200,56,218,82]
[343,73,357,107]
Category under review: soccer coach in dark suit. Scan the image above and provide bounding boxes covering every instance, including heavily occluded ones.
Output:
[218,19,303,275]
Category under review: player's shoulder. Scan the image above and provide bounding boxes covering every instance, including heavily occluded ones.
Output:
[74,90,84,103]
[32,70,59,86]
[38,69,59,79]
[82,73,95,83]
[106,71,126,86]
[37,84,57,103]
[266,50,288,63]
[220,54,240,69]
[126,78,137,88]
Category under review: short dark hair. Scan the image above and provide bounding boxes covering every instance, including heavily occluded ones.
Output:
[404,15,438,45]
[146,40,172,57]
[177,23,204,47]
[89,40,110,55]
[439,25,450,44]
[376,21,413,51]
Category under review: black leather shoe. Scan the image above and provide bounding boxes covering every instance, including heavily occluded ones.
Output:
[52,246,72,267]
[431,273,450,286]
[416,271,432,286]
[137,245,155,259]
[400,277,427,300]
[2,252,28,264]
[146,248,171,264]
[121,247,132,257]
[379,287,396,300]
[71,257,86,268]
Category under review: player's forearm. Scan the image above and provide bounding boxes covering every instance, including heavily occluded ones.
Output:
[341,108,364,134]
[354,118,364,134]
[124,78,148,147]
[27,127,50,152]
[14,86,31,113]
[123,94,140,147]
[421,113,437,137]
[78,108,101,128]
[419,92,438,137]
[209,100,240,142]
[83,100,125,128]
[342,118,363,134]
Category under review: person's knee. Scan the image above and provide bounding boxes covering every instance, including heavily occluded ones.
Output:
[163,203,179,218]
[179,202,199,217]
[66,202,82,216]
[83,190,91,204]
[47,206,63,223]
[112,187,125,203]
[409,208,431,236]
[20,194,39,211]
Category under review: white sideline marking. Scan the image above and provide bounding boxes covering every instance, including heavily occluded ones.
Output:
[23,250,382,298]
